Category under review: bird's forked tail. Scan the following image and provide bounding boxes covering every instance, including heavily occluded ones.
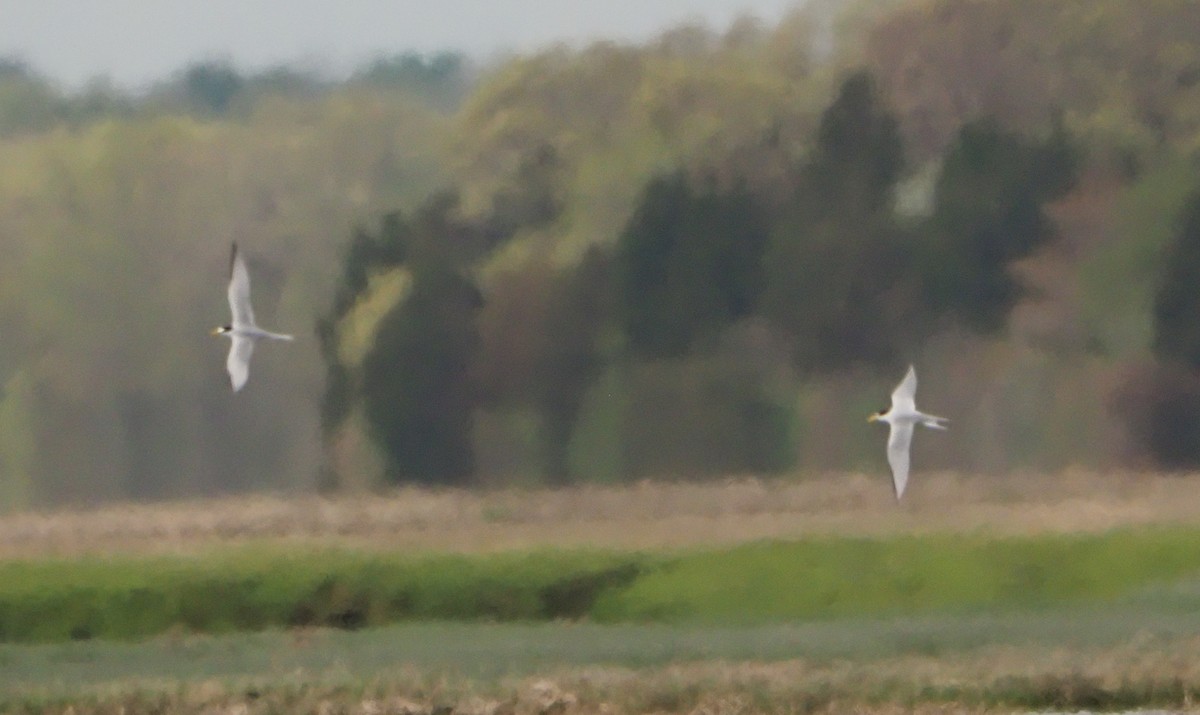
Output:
[921,413,949,430]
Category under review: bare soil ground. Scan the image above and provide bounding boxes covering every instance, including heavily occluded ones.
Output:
[2,470,1199,558]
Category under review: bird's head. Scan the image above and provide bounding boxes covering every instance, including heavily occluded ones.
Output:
[212,325,232,335]
[867,409,886,423]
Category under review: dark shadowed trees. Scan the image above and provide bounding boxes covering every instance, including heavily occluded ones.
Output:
[1110,187,1200,468]
[181,61,244,115]
[761,70,912,372]
[920,118,1079,333]
[616,171,770,358]
[318,195,486,487]
[354,51,471,109]
[1114,192,1200,468]
[1153,192,1200,367]
[0,58,62,135]
[1114,361,1200,469]
[362,258,481,485]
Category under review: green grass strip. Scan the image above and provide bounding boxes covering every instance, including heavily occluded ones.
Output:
[3,526,1200,643]
[0,548,647,643]
[591,527,1200,622]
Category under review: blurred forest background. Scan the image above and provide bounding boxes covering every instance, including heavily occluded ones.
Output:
[3,0,1200,509]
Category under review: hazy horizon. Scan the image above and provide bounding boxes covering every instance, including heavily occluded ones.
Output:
[1,0,804,90]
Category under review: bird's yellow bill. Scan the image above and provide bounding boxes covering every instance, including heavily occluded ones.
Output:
[867,414,879,423]
[210,327,223,335]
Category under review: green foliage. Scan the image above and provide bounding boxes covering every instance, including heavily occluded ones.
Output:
[1080,157,1200,356]
[0,76,453,503]
[322,162,603,485]
[317,212,412,435]
[448,19,819,251]
[362,258,481,485]
[179,61,244,115]
[1153,191,1200,366]
[487,143,566,235]
[525,249,612,482]
[920,119,1079,333]
[319,193,500,487]
[1114,190,1200,468]
[239,65,328,99]
[616,171,769,358]
[0,59,60,135]
[620,352,794,479]
[1113,361,1200,468]
[864,0,1200,160]
[807,71,904,212]
[354,51,470,109]
[762,70,912,371]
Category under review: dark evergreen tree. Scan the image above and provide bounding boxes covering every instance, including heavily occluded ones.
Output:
[361,258,482,485]
[920,118,1078,332]
[1115,191,1200,469]
[616,171,769,357]
[317,194,488,487]
[1113,361,1200,469]
[181,61,243,115]
[1153,192,1200,367]
[331,212,409,317]
[806,71,904,213]
[761,70,912,371]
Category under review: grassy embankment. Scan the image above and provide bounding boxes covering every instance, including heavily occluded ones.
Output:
[4,525,1200,642]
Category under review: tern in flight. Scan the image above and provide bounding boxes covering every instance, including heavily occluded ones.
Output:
[868,365,948,500]
[212,243,293,392]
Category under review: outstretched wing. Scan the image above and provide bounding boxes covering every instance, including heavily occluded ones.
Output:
[226,335,255,392]
[887,420,914,500]
[227,243,256,329]
[890,365,917,413]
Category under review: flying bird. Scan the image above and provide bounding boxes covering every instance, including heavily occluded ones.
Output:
[212,243,294,392]
[868,365,947,500]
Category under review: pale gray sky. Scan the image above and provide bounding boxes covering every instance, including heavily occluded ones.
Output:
[1,0,804,90]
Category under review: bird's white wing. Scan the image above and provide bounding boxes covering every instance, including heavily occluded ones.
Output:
[226,335,255,392]
[887,420,914,500]
[227,243,256,328]
[890,365,917,413]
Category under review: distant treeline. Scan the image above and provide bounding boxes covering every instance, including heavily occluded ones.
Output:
[317,0,1200,488]
[318,71,1077,486]
[0,50,472,131]
[3,0,1200,506]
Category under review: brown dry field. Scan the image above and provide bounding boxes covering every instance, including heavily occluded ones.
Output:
[4,469,1200,558]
